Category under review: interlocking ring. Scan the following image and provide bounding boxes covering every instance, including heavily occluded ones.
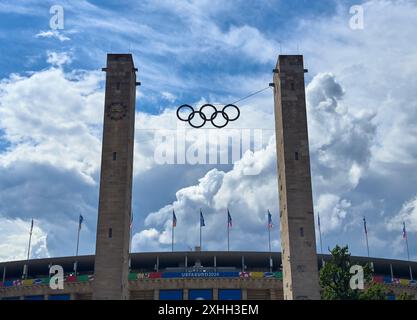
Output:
[176,104,240,128]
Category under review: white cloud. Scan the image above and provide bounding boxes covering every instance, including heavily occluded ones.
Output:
[35,30,70,42]
[295,0,417,176]
[161,91,177,102]
[0,65,103,182]
[46,51,73,67]
[220,25,278,64]
[132,228,163,252]
[0,216,49,262]
[386,195,417,233]
[316,194,351,234]
[133,137,279,252]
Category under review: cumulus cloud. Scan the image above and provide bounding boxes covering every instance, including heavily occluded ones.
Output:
[0,66,103,180]
[132,137,279,252]
[307,72,376,193]
[0,64,105,258]
[0,216,49,262]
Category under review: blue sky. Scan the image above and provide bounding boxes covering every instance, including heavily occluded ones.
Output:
[1,0,417,264]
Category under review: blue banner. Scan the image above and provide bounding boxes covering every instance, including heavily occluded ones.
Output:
[48,294,70,300]
[189,289,212,300]
[162,272,240,279]
[219,289,242,300]
[159,290,183,300]
[24,295,44,300]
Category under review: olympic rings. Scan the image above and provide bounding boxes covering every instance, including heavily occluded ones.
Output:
[176,104,240,129]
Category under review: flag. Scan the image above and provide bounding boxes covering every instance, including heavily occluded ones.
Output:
[363,217,368,235]
[227,209,232,228]
[30,218,34,233]
[200,210,205,227]
[78,214,84,231]
[402,222,406,239]
[268,210,273,229]
[173,210,177,228]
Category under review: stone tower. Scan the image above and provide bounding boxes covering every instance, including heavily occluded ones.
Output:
[93,54,137,300]
[273,55,320,300]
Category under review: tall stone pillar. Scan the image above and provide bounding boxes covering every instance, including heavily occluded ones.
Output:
[273,55,320,300]
[93,54,138,300]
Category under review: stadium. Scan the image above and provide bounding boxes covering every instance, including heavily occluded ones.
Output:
[1,53,416,301]
[2,46,417,303]
[0,251,416,300]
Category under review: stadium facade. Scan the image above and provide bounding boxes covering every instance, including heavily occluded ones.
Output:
[0,252,416,300]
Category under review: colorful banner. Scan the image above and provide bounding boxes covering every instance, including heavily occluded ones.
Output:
[383,276,392,284]
[76,275,89,282]
[249,272,264,279]
[0,271,287,287]
[128,273,138,280]
[4,271,412,288]
[66,275,77,282]
[22,279,34,286]
[161,272,241,278]
[373,275,415,286]
[131,271,283,280]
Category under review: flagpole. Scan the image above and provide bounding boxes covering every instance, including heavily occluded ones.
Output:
[268,224,271,254]
[227,223,230,252]
[75,216,82,276]
[404,222,413,280]
[26,219,33,261]
[24,219,33,279]
[267,210,272,272]
[227,211,230,252]
[199,209,205,251]
[318,212,323,255]
[172,220,174,252]
[406,236,413,280]
[365,230,370,258]
[76,224,81,258]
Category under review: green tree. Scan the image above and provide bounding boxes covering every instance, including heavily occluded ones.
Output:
[359,283,387,300]
[320,245,387,300]
[397,292,415,300]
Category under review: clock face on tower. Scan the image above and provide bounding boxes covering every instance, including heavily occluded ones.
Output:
[106,102,127,120]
